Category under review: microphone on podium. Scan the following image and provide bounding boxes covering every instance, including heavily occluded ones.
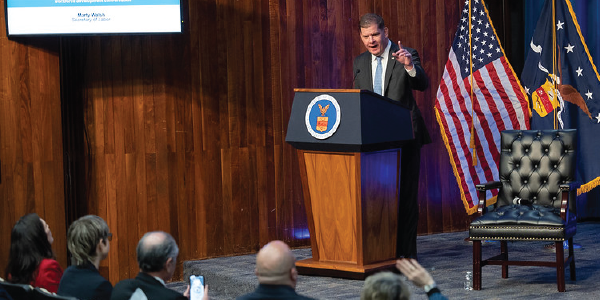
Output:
[352,69,361,88]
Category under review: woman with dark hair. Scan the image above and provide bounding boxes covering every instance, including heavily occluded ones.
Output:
[4,213,63,293]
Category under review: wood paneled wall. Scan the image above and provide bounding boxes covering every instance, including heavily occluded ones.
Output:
[1,0,473,284]
[59,0,471,283]
[0,11,67,274]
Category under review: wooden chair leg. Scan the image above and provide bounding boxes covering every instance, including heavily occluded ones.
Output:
[473,240,482,290]
[556,241,565,292]
[569,238,576,281]
[501,241,508,278]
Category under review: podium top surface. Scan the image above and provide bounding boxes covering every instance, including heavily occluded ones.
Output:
[294,88,361,93]
[285,89,414,152]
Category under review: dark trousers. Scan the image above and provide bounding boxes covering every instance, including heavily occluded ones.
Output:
[396,141,421,258]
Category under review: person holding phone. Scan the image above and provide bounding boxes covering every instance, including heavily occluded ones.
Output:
[111,231,207,300]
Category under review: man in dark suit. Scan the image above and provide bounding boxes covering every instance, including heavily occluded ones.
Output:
[111,231,193,300]
[237,240,314,300]
[0,285,13,300]
[353,13,431,259]
[58,215,113,300]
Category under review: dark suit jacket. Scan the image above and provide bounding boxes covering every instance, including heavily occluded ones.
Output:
[110,272,186,300]
[353,43,432,146]
[0,286,13,300]
[236,284,315,300]
[58,262,112,300]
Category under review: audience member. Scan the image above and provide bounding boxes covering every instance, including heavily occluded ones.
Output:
[361,271,410,300]
[237,240,314,300]
[4,213,63,293]
[361,259,447,300]
[110,231,203,300]
[58,215,113,300]
[395,259,447,300]
[0,284,14,300]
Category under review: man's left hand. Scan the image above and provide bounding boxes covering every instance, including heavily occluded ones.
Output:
[391,41,414,70]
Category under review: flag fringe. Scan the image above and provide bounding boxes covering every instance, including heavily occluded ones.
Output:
[563,0,600,196]
[578,176,600,195]
[565,0,600,82]
[435,107,478,215]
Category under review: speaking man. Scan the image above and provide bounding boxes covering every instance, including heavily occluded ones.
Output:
[353,13,431,259]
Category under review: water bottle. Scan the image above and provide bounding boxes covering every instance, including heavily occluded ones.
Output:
[464,271,473,290]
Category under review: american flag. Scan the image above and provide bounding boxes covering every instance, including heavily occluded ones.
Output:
[434,0,530,214]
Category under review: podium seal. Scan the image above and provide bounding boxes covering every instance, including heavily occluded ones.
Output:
[305,94,341,140]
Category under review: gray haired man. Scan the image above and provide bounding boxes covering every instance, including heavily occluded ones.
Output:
[111,231,196,300]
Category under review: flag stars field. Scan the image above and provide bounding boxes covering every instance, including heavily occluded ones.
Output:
[521,0,600,195]
[565,44,574,53]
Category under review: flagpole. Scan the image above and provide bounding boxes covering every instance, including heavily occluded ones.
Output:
[552,0,558,129]
[468,0,477,166]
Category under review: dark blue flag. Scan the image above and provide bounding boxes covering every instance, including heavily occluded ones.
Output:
[521,0,600,197]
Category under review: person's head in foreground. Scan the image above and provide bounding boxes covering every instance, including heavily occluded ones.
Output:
[67,214,111,267]
[137,231,179,282]
[5,213,55,284]
[361,271,410,300]
[255,240,298,288]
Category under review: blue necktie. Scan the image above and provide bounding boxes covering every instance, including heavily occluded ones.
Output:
[374,56,383,95]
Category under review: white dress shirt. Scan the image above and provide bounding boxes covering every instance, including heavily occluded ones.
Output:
[371,40,416,93]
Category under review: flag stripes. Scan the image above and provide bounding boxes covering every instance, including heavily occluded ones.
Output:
[435,0,530,214]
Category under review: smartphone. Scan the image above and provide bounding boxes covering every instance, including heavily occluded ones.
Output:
[189,275,205,300]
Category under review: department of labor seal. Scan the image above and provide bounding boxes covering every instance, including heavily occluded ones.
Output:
[305,94,341,140]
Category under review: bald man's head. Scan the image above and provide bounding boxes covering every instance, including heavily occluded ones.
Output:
[255,240,297,288]
[137,231,179,281]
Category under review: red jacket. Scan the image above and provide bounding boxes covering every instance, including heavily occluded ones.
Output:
[32,259,63,293]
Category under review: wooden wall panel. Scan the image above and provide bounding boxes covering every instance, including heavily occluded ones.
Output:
[56,0,474,283]
[0,11,67,277]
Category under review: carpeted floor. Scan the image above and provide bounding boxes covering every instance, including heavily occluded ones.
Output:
[168,221,600,299]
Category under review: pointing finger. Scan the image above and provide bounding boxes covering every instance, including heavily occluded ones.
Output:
[398,41,403,50]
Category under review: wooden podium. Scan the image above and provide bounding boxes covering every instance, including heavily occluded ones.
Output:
[285,89,414,279]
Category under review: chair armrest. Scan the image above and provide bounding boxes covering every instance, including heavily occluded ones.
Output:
[561,181,581,191]
[476,181,501,215]
[476,181,502,191]
[559,181,581,220]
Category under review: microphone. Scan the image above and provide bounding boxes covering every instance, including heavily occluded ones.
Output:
[352,69,361,88]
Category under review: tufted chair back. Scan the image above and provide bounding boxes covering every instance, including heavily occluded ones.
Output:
[496,129,577,209]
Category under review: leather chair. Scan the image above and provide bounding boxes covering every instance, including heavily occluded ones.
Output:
[469,129,578,292]
[33,288,78,300]
[0,279,34,300]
